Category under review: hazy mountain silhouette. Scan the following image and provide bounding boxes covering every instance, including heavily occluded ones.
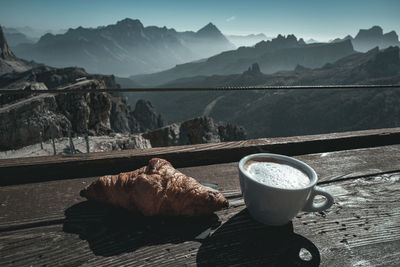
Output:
[3,26,62,40]
[3,27,35,46]
[12,18,234,77]
[177,22,235,59]
[332,26,399,52]
[226,33,270,47]
[305,38,319,44]
[158,46,400,88]
[130,35,354,87]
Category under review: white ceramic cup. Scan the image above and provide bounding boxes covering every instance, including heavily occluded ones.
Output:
[238,153,334,226]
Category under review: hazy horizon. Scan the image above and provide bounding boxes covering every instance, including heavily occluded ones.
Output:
[1,0,399,42]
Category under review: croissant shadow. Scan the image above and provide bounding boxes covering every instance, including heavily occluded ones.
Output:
[196,209,320,266]
[63,201,221,257]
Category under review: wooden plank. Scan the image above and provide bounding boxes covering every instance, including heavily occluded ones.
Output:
[181,144,400,190]
[0,171,399,266]
[0,144,399,227]
[195,172,400,266]
[1,127,400,185]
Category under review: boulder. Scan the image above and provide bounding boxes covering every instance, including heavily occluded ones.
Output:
[132,99,164,132]
[0,94,71,150]
[110,96,140,133]
[143,116,246,147]
[54,80,112,135]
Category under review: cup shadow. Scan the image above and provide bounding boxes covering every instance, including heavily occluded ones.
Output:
[196,209,320,266]
[63,201,221,257]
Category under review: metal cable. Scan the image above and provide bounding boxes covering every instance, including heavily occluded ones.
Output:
[0,84,399,94]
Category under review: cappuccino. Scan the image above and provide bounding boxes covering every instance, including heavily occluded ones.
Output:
[244,159,310,189]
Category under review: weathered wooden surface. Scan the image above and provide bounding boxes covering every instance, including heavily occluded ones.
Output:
[1,127,400,185]
[0,145,400,266]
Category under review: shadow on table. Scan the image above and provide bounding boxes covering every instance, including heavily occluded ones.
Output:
[63,201,221,256]
[196,209,320,267]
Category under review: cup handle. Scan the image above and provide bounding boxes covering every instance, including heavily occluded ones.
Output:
[302,186,334,212]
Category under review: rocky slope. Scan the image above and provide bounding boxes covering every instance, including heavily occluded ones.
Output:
[0,69,169,150]
[0,116,247,158]
[0,134,151,159]
[143,117,246,147]
[12,19,234,76]
[0,66,246,151]
[1,30,246,152]
[0,79,112,150]
[130,35,354,87]
[110,97,164,134]
[131,47,400,138]
[0,37,163,151]
[159,46,400,88]
[0,25,34,75]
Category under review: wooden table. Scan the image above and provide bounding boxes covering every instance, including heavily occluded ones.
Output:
[1,137,400,266]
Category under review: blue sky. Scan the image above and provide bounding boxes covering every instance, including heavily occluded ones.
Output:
[1,0,399,41]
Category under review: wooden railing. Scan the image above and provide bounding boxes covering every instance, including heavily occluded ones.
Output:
[1,127,399,185]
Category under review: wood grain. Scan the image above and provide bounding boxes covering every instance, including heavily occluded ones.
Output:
[0,172,399,266]
[0,144,398,227]
[1,127,400,185]
[0,145,400,266]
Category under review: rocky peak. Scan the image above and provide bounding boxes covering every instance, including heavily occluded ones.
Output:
[355,26,383,39]
[0,25,15,59]
[115,18,144,30]
[364,46,400,76]
[352,26,400,52]
[298,38,306,45]
[196,22,224,38]
[132,99,164,132]
[383,31,399,42]
[255,34,300,50]
[63,26,90,38]
[354,26,394,41]
[243,63,262,75]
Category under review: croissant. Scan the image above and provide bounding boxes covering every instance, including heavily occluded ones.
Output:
[80,158,229,216]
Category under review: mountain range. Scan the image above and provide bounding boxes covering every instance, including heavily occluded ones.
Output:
[332,26,400,52]
[158,46,400,88]
[130,35,355,87]
[7,21,399,83]
[2,21,400,145]
[11,19,235,77]
[0,27,244,152]
[128,46,400,138]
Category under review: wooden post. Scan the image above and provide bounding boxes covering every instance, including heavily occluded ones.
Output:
[50,125,56,155]
[85,134,90,153]
[68,129,76,154]
[38,128,43,150]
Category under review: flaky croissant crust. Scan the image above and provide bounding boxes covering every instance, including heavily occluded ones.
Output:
[80,158,229,216]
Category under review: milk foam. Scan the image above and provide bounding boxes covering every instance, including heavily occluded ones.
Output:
[246,162,310,189]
